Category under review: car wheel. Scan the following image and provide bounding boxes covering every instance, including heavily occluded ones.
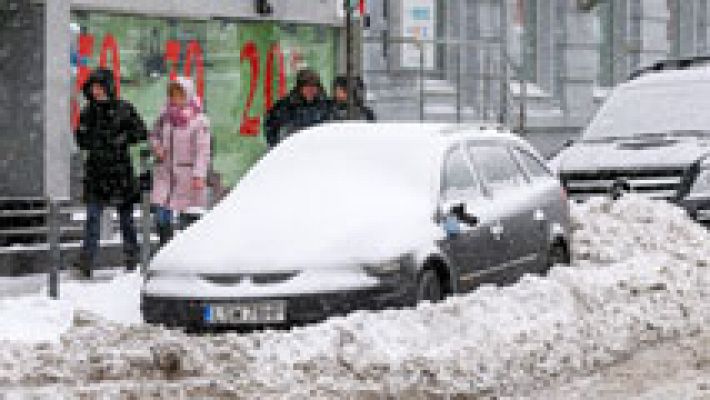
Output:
[544,242,571,274]
[417,269,443,303]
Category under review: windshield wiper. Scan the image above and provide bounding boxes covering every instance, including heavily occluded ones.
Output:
[581,135,629,143]
[666,129,710,138]
[630,132,669,140]
[584,130,710,143]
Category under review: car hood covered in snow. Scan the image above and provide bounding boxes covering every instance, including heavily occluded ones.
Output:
[555,69,710,173]
[555,138,710,173]
[150,123,448,274]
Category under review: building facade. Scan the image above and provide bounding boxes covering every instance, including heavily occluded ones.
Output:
[363,0,710,155]
[0,0,344,199]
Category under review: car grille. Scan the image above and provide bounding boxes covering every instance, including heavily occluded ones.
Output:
[561,168,688,200]
[201,272,300,286]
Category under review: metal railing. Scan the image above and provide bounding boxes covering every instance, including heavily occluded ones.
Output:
[362,35,529,131]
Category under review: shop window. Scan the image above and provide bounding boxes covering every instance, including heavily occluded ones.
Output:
[667,0,681,57]
[70,12,337,188]
[698,0,708,54]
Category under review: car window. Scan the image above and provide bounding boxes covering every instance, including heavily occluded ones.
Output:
[468,144,527,192]
[514,148,552,179]
[441,146,481,200]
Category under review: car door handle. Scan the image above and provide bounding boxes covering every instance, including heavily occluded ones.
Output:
[490,223,504,240]
[534,209,546,222]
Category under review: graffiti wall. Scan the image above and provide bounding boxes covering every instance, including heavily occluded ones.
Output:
[70,12,338,187]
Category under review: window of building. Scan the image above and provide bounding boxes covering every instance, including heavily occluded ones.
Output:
[668,0,681,57]
[698,0,708,54]
[512,0,538,82]
[596,1,614,87]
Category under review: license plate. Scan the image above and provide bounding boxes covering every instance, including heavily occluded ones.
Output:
[204,301,286,324]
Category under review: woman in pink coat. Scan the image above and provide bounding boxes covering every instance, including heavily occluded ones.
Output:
[150,77,211,245]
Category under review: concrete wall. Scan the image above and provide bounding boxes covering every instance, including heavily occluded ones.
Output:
[0,1,46,197]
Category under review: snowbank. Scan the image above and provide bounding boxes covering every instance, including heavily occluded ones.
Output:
[0,195,707,398]
[0,272,142,344]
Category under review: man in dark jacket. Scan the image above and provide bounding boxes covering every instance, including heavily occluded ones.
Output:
[264,69,331,148]
[329,76,376,122]
[75,68,147,277]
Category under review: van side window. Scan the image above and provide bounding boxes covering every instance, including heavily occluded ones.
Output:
[514,148,552,179]
[441,147,480,200]
[469,144,526,192]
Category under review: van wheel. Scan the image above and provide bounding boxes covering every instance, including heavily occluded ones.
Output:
[417,269,443,303]
[544,241,571,274]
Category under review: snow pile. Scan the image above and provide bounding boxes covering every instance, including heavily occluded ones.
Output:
[571,195,709,263]
[0,272,142,344]
[0,196,708,398]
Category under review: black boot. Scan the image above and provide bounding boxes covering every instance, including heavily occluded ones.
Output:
[125,247,139,272]
[75,251,93,279]
[157,223,173,247]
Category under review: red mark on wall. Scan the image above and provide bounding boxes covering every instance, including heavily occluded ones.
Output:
[184,40,205,100]
[164,40,181,82]
[265,43,286,111]
[239,41,261,136]
[98,34,120,96]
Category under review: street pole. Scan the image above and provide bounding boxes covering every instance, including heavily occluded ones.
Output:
[499,0,508,125]
[518,1,527,136]
[139,148,152,276]
[419,42,425,122]
[48,198,60,299]
[345,0,356,120]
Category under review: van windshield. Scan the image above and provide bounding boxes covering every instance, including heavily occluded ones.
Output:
[584,81,710,140]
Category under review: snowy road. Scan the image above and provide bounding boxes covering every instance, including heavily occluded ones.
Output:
[527,331,710,399]
[0,196,708,399]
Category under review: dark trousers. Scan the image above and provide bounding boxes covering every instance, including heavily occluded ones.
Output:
[153,205,200,246]
[82,202,138,265]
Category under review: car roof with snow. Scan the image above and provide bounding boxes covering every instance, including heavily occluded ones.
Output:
[301,122,530,152]
[624,65,710,89]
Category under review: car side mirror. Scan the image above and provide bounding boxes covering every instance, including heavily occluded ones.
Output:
[450,203,479,227]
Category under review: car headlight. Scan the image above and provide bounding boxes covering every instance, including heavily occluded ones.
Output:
[690,159,710,195]
[145,270,195,280]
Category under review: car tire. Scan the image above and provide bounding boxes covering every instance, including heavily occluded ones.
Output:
[417,269,443,303]
[544,241,571,274]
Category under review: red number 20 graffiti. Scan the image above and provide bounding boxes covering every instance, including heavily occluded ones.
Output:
[72,34,291,138]
[165,39,205,99]
[239,41,287,136]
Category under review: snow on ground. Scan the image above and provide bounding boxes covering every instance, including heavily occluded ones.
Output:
[526,331,710,399]
[0,195,708,398]
[0,271,142,343]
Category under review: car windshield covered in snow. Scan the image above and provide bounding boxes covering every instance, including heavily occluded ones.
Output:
[584,79,710,141]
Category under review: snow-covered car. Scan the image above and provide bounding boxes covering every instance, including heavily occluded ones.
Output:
[142,123,572,329]
[555,58,710,223]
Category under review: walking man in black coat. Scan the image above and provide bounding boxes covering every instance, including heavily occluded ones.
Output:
[75,68,148,278]
[264,69,331,148]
